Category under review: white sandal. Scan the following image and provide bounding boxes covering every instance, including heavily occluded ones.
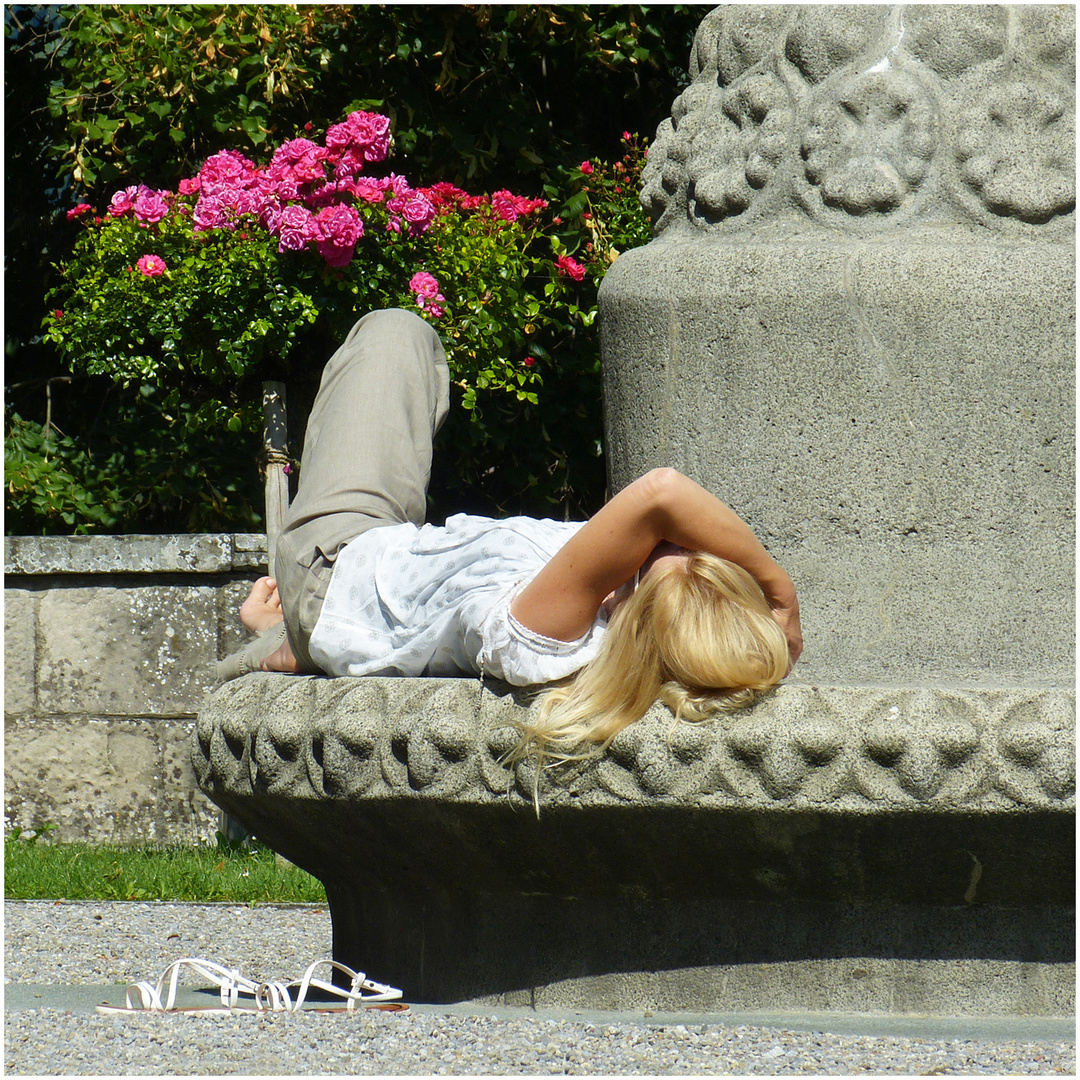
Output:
[274,959,402,1011]
[95,957,402,1015]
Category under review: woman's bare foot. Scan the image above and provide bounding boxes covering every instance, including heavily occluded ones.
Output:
[238,576,301,672]
[240,577,284,634]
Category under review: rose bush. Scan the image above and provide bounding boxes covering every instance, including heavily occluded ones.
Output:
[43,110,586,428]
[31,116,650,529]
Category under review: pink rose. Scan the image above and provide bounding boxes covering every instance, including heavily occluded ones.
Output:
[133,187,170,226]
[178,177,201,195]
[66,203,93,220]
[491,189,548,222]
[274,204,315,252]
[192,194,231,231]
[409,271,446,318]
[409,272,442,300]
[491,190,521,223]
[325,110,391,164]
[388,192,435,235]
[311,203,363,267]
[198,149,257,197]
[420,182,470,214]
[555,254,586,281]
[579,161,594,174]
[380,174,412,197]
[350,177,386,204]
[136,254,167,277]
[268,138,328,192]
[332,148,369,181]
[107,186,139,217]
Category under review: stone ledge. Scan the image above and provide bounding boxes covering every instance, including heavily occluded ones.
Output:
[194,675,1075,816]
[4,534,267,576]
[192,674,1074,1011]
[193,675,1074,908]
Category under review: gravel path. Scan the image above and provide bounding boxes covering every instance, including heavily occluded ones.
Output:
[5,901,1075,1076]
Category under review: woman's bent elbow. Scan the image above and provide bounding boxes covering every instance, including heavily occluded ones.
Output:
[638,467,687,499]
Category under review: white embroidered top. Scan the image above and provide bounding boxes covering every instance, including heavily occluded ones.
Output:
[307,513,608,686]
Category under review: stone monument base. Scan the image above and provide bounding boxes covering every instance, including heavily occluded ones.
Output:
[192,674,1073,1016]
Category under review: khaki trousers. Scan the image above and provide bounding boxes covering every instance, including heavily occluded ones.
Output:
[273,309,450,672]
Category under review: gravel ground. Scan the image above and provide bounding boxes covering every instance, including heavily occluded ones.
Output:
[5,901,1075,1076]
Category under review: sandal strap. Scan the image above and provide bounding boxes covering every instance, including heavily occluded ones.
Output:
[125,980,162,1011]
[290,960,402,1010]
[105,956,401,1013]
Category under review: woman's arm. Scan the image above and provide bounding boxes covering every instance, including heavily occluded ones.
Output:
[510,467,802,663]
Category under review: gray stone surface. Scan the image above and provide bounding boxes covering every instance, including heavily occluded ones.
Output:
[643,5,1074,239]
[4,533,266,575]
[4,533,267,843]
[4,588,36,717]
[599,239,1074,686]
[192,673,1073,1013]
[196,675,1075,821]
[600,3,1075,687]
[36,584,219,716]
[5,717,218,844]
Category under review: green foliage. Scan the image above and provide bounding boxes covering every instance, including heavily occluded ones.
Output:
[40,5,703,194]
[4,833,325,904]
[45,213,320,399]
[6,409,128,531]
[8,4,703,532]
[5,393,264,535]
[45,5,334,189]
[39,115,650,526]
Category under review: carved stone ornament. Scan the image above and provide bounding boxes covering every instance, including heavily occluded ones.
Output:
[642,4,1075,238]
[194,676,1075,814]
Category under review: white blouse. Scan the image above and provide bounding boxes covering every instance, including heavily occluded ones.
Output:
[307,513,608,686]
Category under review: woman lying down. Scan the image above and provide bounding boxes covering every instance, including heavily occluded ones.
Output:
[219,309,803,775]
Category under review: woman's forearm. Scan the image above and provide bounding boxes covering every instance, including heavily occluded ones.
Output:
[647,469,803,664]
[648,470,788,596]
[511,467,802,662]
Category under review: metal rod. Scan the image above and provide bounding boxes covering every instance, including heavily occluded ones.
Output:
[262,380,290,572]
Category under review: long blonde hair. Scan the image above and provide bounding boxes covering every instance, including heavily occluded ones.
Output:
[506,553,789,783]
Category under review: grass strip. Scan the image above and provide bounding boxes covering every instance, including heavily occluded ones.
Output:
[5,833,325,905]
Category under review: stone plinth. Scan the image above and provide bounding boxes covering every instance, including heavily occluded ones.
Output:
[193,4,1075,1016]
[600,3,1074,688]
[193,674,1074,1014]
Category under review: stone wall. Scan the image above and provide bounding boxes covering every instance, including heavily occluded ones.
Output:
[4,534,267,844]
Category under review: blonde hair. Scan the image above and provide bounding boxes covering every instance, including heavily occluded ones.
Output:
[506,553,789,787]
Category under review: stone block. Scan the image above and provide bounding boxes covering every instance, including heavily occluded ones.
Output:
[193,673,1074,1012]
[232,533,270,572]
[37,585,218,716]
[601,240,1073,686]
[5,717,217,844]
[4,589,36,716]
[4,533,267,575]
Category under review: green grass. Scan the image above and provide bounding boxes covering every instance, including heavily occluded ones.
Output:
[4,829,326,904]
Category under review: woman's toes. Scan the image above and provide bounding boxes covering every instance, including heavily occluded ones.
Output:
[240,577,285,633]
[251,576,276,602]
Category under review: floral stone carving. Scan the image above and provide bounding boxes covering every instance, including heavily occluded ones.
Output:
[195,675,1074,814]
[642,4,1075,238]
